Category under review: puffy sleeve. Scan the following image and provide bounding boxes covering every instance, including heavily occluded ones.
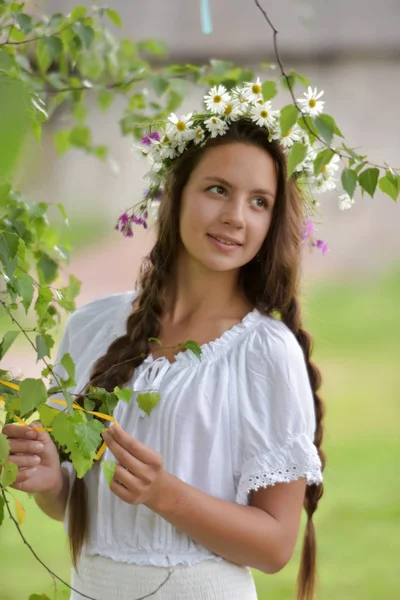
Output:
[233,318,323,505]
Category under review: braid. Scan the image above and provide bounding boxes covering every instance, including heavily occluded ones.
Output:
[68,242,169,568]
[280,296,326,600]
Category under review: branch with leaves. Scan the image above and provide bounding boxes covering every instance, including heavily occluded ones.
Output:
[0,1,398,599]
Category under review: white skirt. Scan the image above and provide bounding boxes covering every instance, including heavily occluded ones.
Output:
[70,553,258,600]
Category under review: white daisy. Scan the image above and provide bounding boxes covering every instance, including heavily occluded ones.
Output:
[250,101,279,129]
[167,113,194,142]
[338,193,355,210]
[204,85,231,114]
[273,123,302,149]
[204,116,229,138]
[243,77,263,102]
[222,101,240,122]
[297,87,325,117]
[231,86,251,114]
[193,126,205,145]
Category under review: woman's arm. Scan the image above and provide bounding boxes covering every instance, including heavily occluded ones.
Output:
[34,465,70,522]
[147,473,306,574]
[103,425,306,574]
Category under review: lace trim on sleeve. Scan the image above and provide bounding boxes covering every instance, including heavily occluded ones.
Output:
[236,433,323,505]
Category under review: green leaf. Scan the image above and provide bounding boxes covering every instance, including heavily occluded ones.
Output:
[70,6,87,21]
[114,386,133,404]
[37,404,58,428]
[19,378,47,417]
[37,252,58,284]
[72,23,95,47]
[101,459,116,487]
[279,105,298,136]
[150,75,169,97]
[105,8,123,27]
[83,397,96,412]
[0,496,4,526]
[0,73,32,182]
[57,203,69,225]
[13,12,33,34]
[0,460,18,487]
[181,340,202,359]
[358,168,379,198]
[98,89,114,111]
[34,286,53,321]
[69,125,91,149]
[0,331,20,360]
[74,419,104,459]
[138,40,167,57]
[0,432,10,466]
[54,130,71,156]
[0,48,14,71]
[60,352,76,388]
[129,93,146,111]
[378,173,399,202]
[36,333,54,360]
[287,142,307,177]
[72,101,87,122]
[36,36,63,73]
[261,81,277,101]
[341,168,358,199]
[29,594,52,600]
[93,145,108,161]
[148,337,162,345]
[136,392,161,416]
[166,90,182,113]
[312,114,341,145]
[313,148,335,177]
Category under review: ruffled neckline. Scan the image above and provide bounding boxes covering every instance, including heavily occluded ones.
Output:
[121,290,263,366]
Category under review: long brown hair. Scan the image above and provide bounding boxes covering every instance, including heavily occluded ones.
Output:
[68,119,325,599]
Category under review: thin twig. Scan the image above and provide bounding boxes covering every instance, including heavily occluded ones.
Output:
[253,0,398,172]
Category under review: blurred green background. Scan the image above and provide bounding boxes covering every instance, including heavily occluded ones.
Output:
[1,259,399,600]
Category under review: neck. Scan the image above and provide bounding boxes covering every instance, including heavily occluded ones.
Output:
[163,248,250,325]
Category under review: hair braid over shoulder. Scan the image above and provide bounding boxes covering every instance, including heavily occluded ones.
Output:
[68,244,168,567]
[280,296,325,600]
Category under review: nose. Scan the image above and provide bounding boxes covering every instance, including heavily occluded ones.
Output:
[220,194,246,229]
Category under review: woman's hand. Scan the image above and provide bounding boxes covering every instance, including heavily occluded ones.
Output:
[1,422,64,495]
[102,425,170,509]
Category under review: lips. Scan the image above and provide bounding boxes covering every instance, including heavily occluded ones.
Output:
[207,234,242,246]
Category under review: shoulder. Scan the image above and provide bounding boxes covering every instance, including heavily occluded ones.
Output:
[65,290,137,344]
[244,312,304,373]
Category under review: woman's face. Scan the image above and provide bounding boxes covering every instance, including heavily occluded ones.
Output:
[179,142,277,273]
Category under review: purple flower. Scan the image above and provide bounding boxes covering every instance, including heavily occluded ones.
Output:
[301,219,315,241]
[143,210,148,219]
[141,131,160,146]
[123,224,133,238]
[313,239,329,255]
[118,212,129,225]
[143,220,148,229]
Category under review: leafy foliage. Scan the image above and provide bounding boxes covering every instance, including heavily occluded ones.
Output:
[0,1,398,598]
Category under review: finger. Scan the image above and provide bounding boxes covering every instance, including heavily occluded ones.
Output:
[10,466,38,490]
[7,454,41,468]
[110,477,137,504]
[103,432,148,477]
[8,439,45,455]
[2,424,37,440]
[29,421,53,443]
[106,426,159,465]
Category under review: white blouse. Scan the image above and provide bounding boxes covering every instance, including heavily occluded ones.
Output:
[49,290,323,567]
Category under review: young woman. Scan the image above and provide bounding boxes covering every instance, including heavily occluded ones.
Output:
[3,87,325,600]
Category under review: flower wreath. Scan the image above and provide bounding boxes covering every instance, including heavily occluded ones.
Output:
[115,78,354,254]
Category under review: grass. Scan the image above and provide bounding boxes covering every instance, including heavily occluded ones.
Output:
[1,265,399,599]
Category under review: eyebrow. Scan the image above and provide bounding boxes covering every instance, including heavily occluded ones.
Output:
[202,176,275,199]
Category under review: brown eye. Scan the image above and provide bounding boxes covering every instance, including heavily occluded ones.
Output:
[252,197,268,209]
[207,185,226,196]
